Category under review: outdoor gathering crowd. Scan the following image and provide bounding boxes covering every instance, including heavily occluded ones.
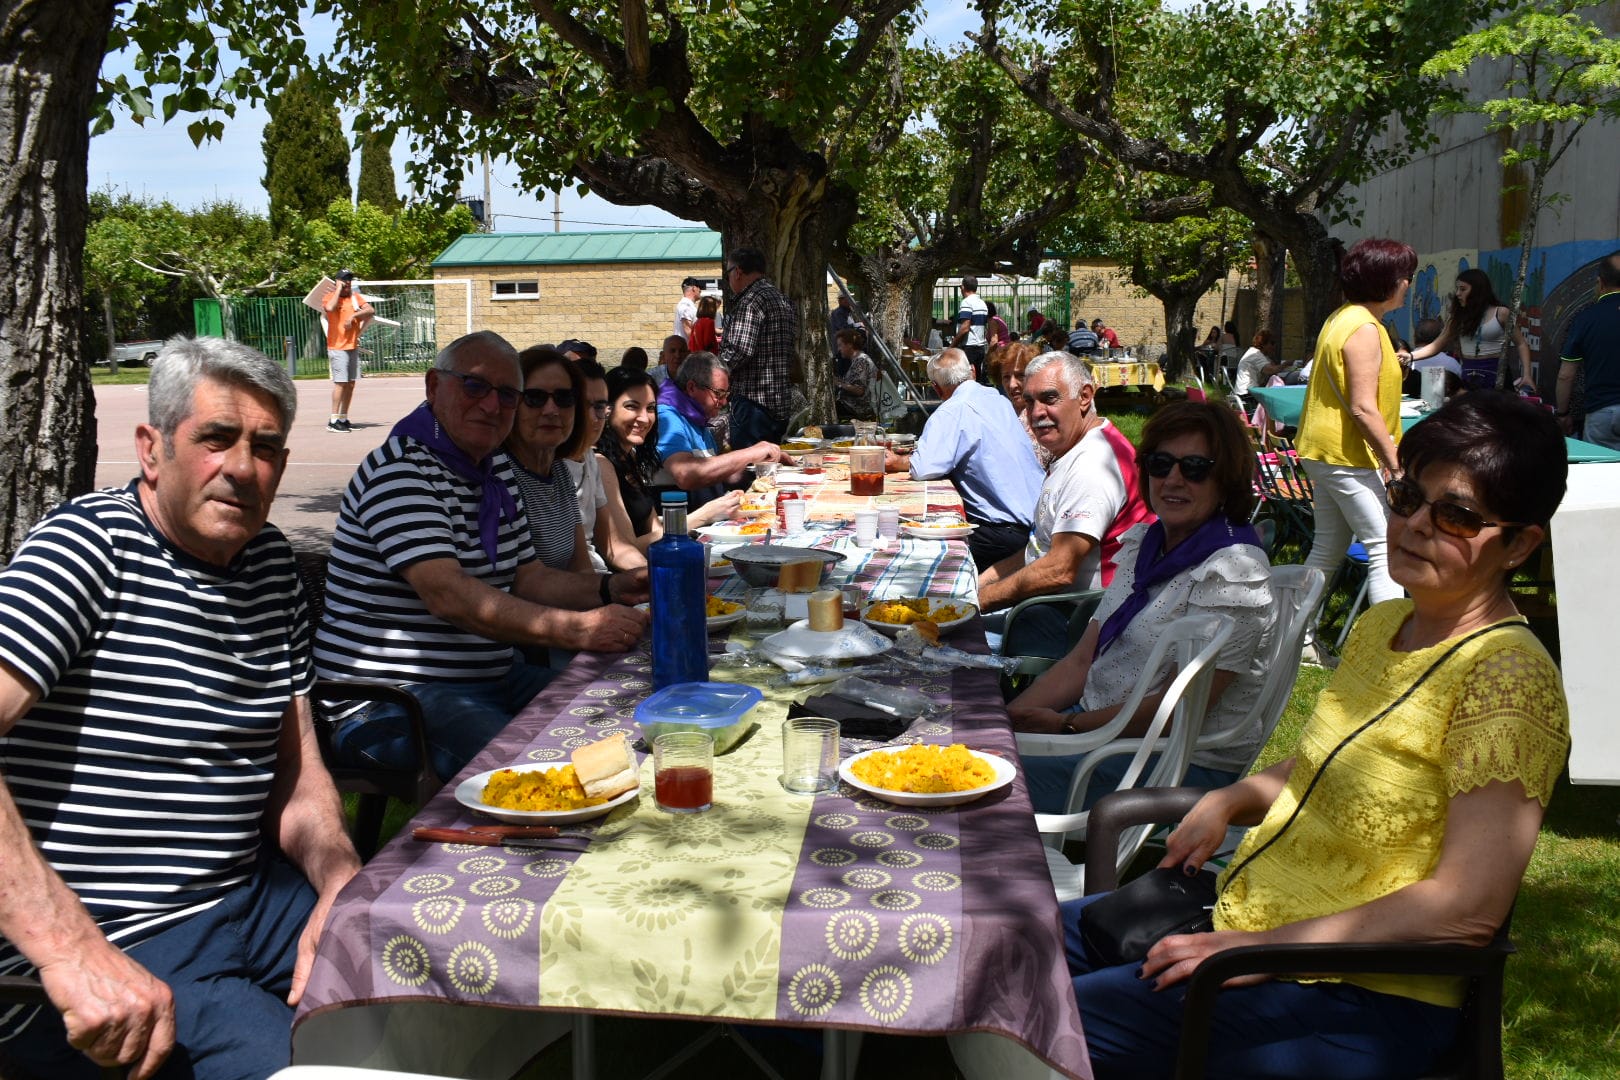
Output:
[0,240,1612,1080]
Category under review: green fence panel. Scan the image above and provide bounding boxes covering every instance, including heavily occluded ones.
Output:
[205,288,440,378]
[193,298,223,337]
[933,281,1072,338]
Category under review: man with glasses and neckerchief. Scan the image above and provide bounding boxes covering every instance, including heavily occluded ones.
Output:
[652,351,795,510]
[315,331,649,784]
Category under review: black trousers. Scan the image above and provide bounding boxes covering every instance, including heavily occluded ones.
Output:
[966,519,1030,572]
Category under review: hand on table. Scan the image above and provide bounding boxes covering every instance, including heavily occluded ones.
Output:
[688,490,743,529]
[1139,929,1270,991]
[576,605,650,652]
[37,943,175,1080]
[288,866,360,1008]
[1008,705,1067,734]
[608,568,651,606]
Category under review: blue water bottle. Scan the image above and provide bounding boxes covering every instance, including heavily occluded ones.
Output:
[649,491,710,688]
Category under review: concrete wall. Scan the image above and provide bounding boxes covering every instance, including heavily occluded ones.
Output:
[1066,260,1247,358]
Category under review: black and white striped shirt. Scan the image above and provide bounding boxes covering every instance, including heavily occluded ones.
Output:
[512,457,579,571]
[0,483,311,1011]
[314,436,536,688]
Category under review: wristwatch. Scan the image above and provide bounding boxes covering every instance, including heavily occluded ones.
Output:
[598,574,615,606]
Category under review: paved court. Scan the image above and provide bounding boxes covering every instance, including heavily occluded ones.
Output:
[93,374,431,552]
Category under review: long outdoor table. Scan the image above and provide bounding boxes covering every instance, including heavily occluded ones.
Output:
[293,491,1090,1080]
[1246,384,1620,463]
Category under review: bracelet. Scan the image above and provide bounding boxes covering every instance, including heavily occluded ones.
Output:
[599,574,614,606]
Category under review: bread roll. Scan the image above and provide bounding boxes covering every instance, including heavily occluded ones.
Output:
[778,559,822,593]
[807,589,844,632]
[571,733,639,800]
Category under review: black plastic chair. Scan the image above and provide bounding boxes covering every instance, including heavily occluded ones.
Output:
[295,550,441,859]
[1084,787,1516,1080]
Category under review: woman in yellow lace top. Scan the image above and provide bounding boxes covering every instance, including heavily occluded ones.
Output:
[1063,391,1570,1079]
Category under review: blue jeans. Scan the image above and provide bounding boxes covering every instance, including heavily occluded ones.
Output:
[332,660,558,782]
[1583,403,1620,450]
[1023,752,1239,815]
[1062,893,1460,1079]
[0,855,316,1080]
[728,393,787,449]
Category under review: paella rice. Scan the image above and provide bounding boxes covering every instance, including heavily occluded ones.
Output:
[706,595,742,617]
[849,744,995,794]
[482,765,607,811]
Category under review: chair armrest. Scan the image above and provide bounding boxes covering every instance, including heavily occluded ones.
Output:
[312,679,442,804]
[1176,937,1514,1079]
[1016,727,1123,757]
[1083,787,1208,894]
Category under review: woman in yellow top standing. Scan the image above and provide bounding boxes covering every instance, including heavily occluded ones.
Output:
[1061,391,1570,1079]
[1293,238,1415,610]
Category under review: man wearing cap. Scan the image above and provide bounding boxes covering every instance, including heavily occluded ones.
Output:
[675,278,701,342]
[323,270,374,432]
[558,340,598,364]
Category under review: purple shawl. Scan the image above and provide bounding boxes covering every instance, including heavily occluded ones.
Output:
[390,402,518,566]
[658,376,709,429]
[1094,515,1263,658]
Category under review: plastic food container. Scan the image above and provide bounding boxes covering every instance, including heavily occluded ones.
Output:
[634,682,764,754]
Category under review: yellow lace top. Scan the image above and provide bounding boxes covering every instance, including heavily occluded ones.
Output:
[1213,600,1569,1007]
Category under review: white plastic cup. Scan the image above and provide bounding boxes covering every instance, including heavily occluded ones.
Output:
[781,717,840,795]
[853,509,879,547]
[1421,365,1446,411]
[877,507,900,541]
[782,498,807,534]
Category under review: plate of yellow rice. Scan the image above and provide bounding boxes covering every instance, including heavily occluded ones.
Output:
[456,762,640,824]
[838,743,1014,807]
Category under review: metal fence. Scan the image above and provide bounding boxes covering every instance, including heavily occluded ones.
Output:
[194,289,439,377]
[932,280,1072,339]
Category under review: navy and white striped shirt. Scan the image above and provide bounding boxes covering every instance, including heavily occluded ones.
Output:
[314,436,536,689]
[0,483,311,1011]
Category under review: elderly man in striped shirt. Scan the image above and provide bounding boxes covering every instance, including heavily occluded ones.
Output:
[0,338,361,1080]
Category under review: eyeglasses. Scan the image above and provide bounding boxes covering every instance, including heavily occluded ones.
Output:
[519,386,576,410]
[590,400,610,418]
[1385,477,1529,538]
[444,370,520,408]
[698,383,731,402]
[1144,451,1216,483]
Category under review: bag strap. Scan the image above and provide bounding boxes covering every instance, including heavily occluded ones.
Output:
[1218,621,1512,895]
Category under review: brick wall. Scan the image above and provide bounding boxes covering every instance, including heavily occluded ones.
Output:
[1066,259,1247,358]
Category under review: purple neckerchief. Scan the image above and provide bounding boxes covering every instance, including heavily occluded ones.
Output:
[1094,516,1263,658]
[658,377,708,429]
[390,402,517,567]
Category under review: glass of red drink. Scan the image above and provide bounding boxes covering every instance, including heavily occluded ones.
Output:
[653,731,714,813]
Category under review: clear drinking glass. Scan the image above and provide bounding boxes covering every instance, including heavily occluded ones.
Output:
[781,717,840,795]
[654,731,714,813]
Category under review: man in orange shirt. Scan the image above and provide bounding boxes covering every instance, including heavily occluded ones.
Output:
[323,269,374,432]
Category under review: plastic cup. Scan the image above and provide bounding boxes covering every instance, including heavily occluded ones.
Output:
[853,509,879,547]
[1421,365,1446,411]
[877,507,900,541]
[782,498,807,534]
[781,717,840,795]
[654,731,714,813]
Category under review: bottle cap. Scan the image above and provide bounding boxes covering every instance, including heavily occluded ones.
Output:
[660,491,688,505]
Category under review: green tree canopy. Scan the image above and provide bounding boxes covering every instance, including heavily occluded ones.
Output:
[357,129,401,212]
[263,68,352,235]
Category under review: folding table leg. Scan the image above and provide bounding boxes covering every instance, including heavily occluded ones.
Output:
[572,1012,596,1080]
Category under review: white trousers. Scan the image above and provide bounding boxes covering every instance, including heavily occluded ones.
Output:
[1300,459,1402,605]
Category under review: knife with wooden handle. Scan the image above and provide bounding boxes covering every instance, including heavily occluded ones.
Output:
[412,826,586,848]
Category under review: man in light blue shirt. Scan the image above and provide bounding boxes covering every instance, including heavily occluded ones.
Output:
[888,348,1044,570]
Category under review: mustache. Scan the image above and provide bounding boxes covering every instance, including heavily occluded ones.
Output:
[1032,419,1057,430]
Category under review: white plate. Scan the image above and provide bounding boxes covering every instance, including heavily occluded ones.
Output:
[759,618,893,662]
[901,522,976,541]
[862,597,979,636]
[838,746,1016,807]
[456,763,641,824]
[707,555,737,577]
[697,523,773,541]
[635,601,745,631]
[773,469,824,486]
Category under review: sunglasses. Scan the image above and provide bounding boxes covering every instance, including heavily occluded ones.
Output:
[444,370,520,408]
[1144,451,1216,483]
[1386,477,1529,539]
[519,387,576,410]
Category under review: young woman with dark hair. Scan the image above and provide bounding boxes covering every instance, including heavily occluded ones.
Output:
[1405,268,1535,391]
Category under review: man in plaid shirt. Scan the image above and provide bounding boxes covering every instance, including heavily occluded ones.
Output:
[719,247,798,446]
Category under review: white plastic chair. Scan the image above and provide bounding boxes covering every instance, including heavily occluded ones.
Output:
[1017,613,1234,901]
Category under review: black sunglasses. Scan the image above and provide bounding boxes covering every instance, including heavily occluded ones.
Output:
[1386,477,1529,539]
[444,370,520,408]
[1144,451,1216,483]
[519,387,576,410]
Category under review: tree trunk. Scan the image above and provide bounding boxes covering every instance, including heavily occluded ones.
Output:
[1157,286,1207,382]
[1251,229,1287,353]
[1284,222,1345,347]
[102,292,118,375]
[0,0,110,560]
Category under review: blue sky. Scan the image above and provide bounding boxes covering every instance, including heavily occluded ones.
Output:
[87,2,981,233]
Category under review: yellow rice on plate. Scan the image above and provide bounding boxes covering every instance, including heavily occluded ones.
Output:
[848,744,995,794]
[482,766,607,812]
[706,595,742,616]
[866,598,967,625]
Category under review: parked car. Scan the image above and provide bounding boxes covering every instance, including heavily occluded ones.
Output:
[111,339,163,366]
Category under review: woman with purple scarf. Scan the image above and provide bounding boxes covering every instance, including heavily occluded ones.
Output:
[1010,402,1276,814]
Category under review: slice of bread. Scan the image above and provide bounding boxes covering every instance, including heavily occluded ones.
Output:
[571,733,639,800]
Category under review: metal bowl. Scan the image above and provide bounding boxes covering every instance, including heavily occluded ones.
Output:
[723,544,847,589]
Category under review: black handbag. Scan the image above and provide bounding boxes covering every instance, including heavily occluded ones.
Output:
[1080,866,1218,965]
[1077,622,1511,968]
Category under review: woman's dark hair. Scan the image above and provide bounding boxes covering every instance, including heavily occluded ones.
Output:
[1398,392,1567,528]
[697,294,719,319]
[1447,268,1505,339]
[1137,401,1256,524]
[620,347,649,371]
[598,366,661,489]
[1339,238,1418,304]
[516,345,590,459]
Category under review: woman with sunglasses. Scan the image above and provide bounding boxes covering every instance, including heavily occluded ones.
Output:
[506,346,594,573]
[1009,402,1275,814]
[1294,238,1416,619]
[1062,391,1569,1079]
[596,368,741,550]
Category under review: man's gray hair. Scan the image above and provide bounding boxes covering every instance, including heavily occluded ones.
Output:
[1023,351,1096,399]
[434,330,519,377]
[677,350,727,388]
[148,336,298,438]
[927,348,974,388]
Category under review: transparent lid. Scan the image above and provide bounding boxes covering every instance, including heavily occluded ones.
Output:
[634,682,763,727]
